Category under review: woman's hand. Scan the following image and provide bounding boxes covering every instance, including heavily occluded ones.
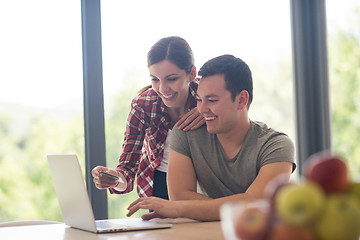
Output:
[176,108,205,131]
[91,166,127,191]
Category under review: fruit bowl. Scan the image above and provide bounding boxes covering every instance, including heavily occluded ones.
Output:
[220,152,360,240]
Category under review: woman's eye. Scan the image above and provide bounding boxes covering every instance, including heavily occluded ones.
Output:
[195,98,202,102]
[151,78,159,82]
[167,78,177,81]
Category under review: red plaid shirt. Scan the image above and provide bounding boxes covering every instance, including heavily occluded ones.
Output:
[110,82,198,197]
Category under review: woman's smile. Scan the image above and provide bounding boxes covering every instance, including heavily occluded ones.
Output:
[161,92,177,100]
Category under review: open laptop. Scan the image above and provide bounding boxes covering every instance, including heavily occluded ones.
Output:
[47,154,172,233]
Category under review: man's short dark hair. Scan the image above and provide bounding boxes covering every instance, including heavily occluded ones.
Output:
[198,54,253,108]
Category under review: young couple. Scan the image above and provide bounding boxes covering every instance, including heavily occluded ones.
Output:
[92,36,296,221]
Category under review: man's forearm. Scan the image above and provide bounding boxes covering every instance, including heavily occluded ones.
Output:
[173,192,264,221]
[170,190,212,201]
[175,198,226,221]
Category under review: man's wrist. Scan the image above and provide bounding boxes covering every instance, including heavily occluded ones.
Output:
[175,201,188,219]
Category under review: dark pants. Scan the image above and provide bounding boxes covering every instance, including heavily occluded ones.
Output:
[152,170,169,200]
[149,170,169,213]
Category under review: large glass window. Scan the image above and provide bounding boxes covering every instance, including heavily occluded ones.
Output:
[326,0,360,179]
[100,0,295,218]
[0,0,83,221]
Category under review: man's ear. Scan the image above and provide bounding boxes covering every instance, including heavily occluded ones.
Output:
[237,90,249,110]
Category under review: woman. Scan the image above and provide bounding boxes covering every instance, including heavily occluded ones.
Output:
[92,36,204,200]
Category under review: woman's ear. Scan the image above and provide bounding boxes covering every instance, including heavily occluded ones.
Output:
[190,66,197,81]
[237,90,249,110]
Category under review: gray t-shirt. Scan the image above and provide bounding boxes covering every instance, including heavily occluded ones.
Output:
[170,120,295,199]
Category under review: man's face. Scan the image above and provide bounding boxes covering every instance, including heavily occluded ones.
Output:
[196,74,239,134]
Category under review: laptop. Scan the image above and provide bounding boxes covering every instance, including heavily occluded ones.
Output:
[47,154,172,233]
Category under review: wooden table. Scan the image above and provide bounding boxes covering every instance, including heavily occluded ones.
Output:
[0,218,225,240]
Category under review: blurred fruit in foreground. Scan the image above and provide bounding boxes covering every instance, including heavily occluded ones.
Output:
[348,181,360,203]
[304,151,349,194]
[264,173,292,210]
[233,200,271,240]
[315,194,360,240]
[220,152,360,240]
[267,221,316,240]
[275,182,325,226]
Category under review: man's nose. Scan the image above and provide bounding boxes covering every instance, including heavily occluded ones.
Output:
[197,101,207,114]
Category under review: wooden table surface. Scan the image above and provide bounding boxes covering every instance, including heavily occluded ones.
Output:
[0,218,225,240]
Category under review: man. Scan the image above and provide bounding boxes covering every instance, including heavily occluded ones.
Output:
[127,54,296,221]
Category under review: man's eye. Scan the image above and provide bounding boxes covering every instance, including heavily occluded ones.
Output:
[209,99,218,103]
[195,98,202,102]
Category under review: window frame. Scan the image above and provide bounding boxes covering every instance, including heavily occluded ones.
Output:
[80,0,331,219]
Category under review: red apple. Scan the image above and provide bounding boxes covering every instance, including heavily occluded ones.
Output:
[233,200,272,240]
[304,151,349,194]
[267,220,317,240]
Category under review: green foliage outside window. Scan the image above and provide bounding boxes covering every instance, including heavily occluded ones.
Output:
[329,8,360,179]
[0,112,84,221]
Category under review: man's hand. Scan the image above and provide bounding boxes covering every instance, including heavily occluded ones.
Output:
[176,108,205,131]
[127,197,182,220]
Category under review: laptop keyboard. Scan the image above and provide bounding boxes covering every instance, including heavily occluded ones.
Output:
[96,220,127,229]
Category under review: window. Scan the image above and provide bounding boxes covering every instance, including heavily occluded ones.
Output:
[327,0,360,179]
[0,0,83,221]
[100,0,295,218]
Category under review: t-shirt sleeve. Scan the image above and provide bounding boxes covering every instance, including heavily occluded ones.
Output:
[169,125,191,157]
[260,134,296,172]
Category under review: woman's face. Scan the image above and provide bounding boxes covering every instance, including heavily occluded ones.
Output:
[149,60,194,109]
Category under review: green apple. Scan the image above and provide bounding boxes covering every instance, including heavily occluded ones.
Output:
[315,194,360,240]
[275,182,325,226]
[264,173,293,209]
[348,181,360,203]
